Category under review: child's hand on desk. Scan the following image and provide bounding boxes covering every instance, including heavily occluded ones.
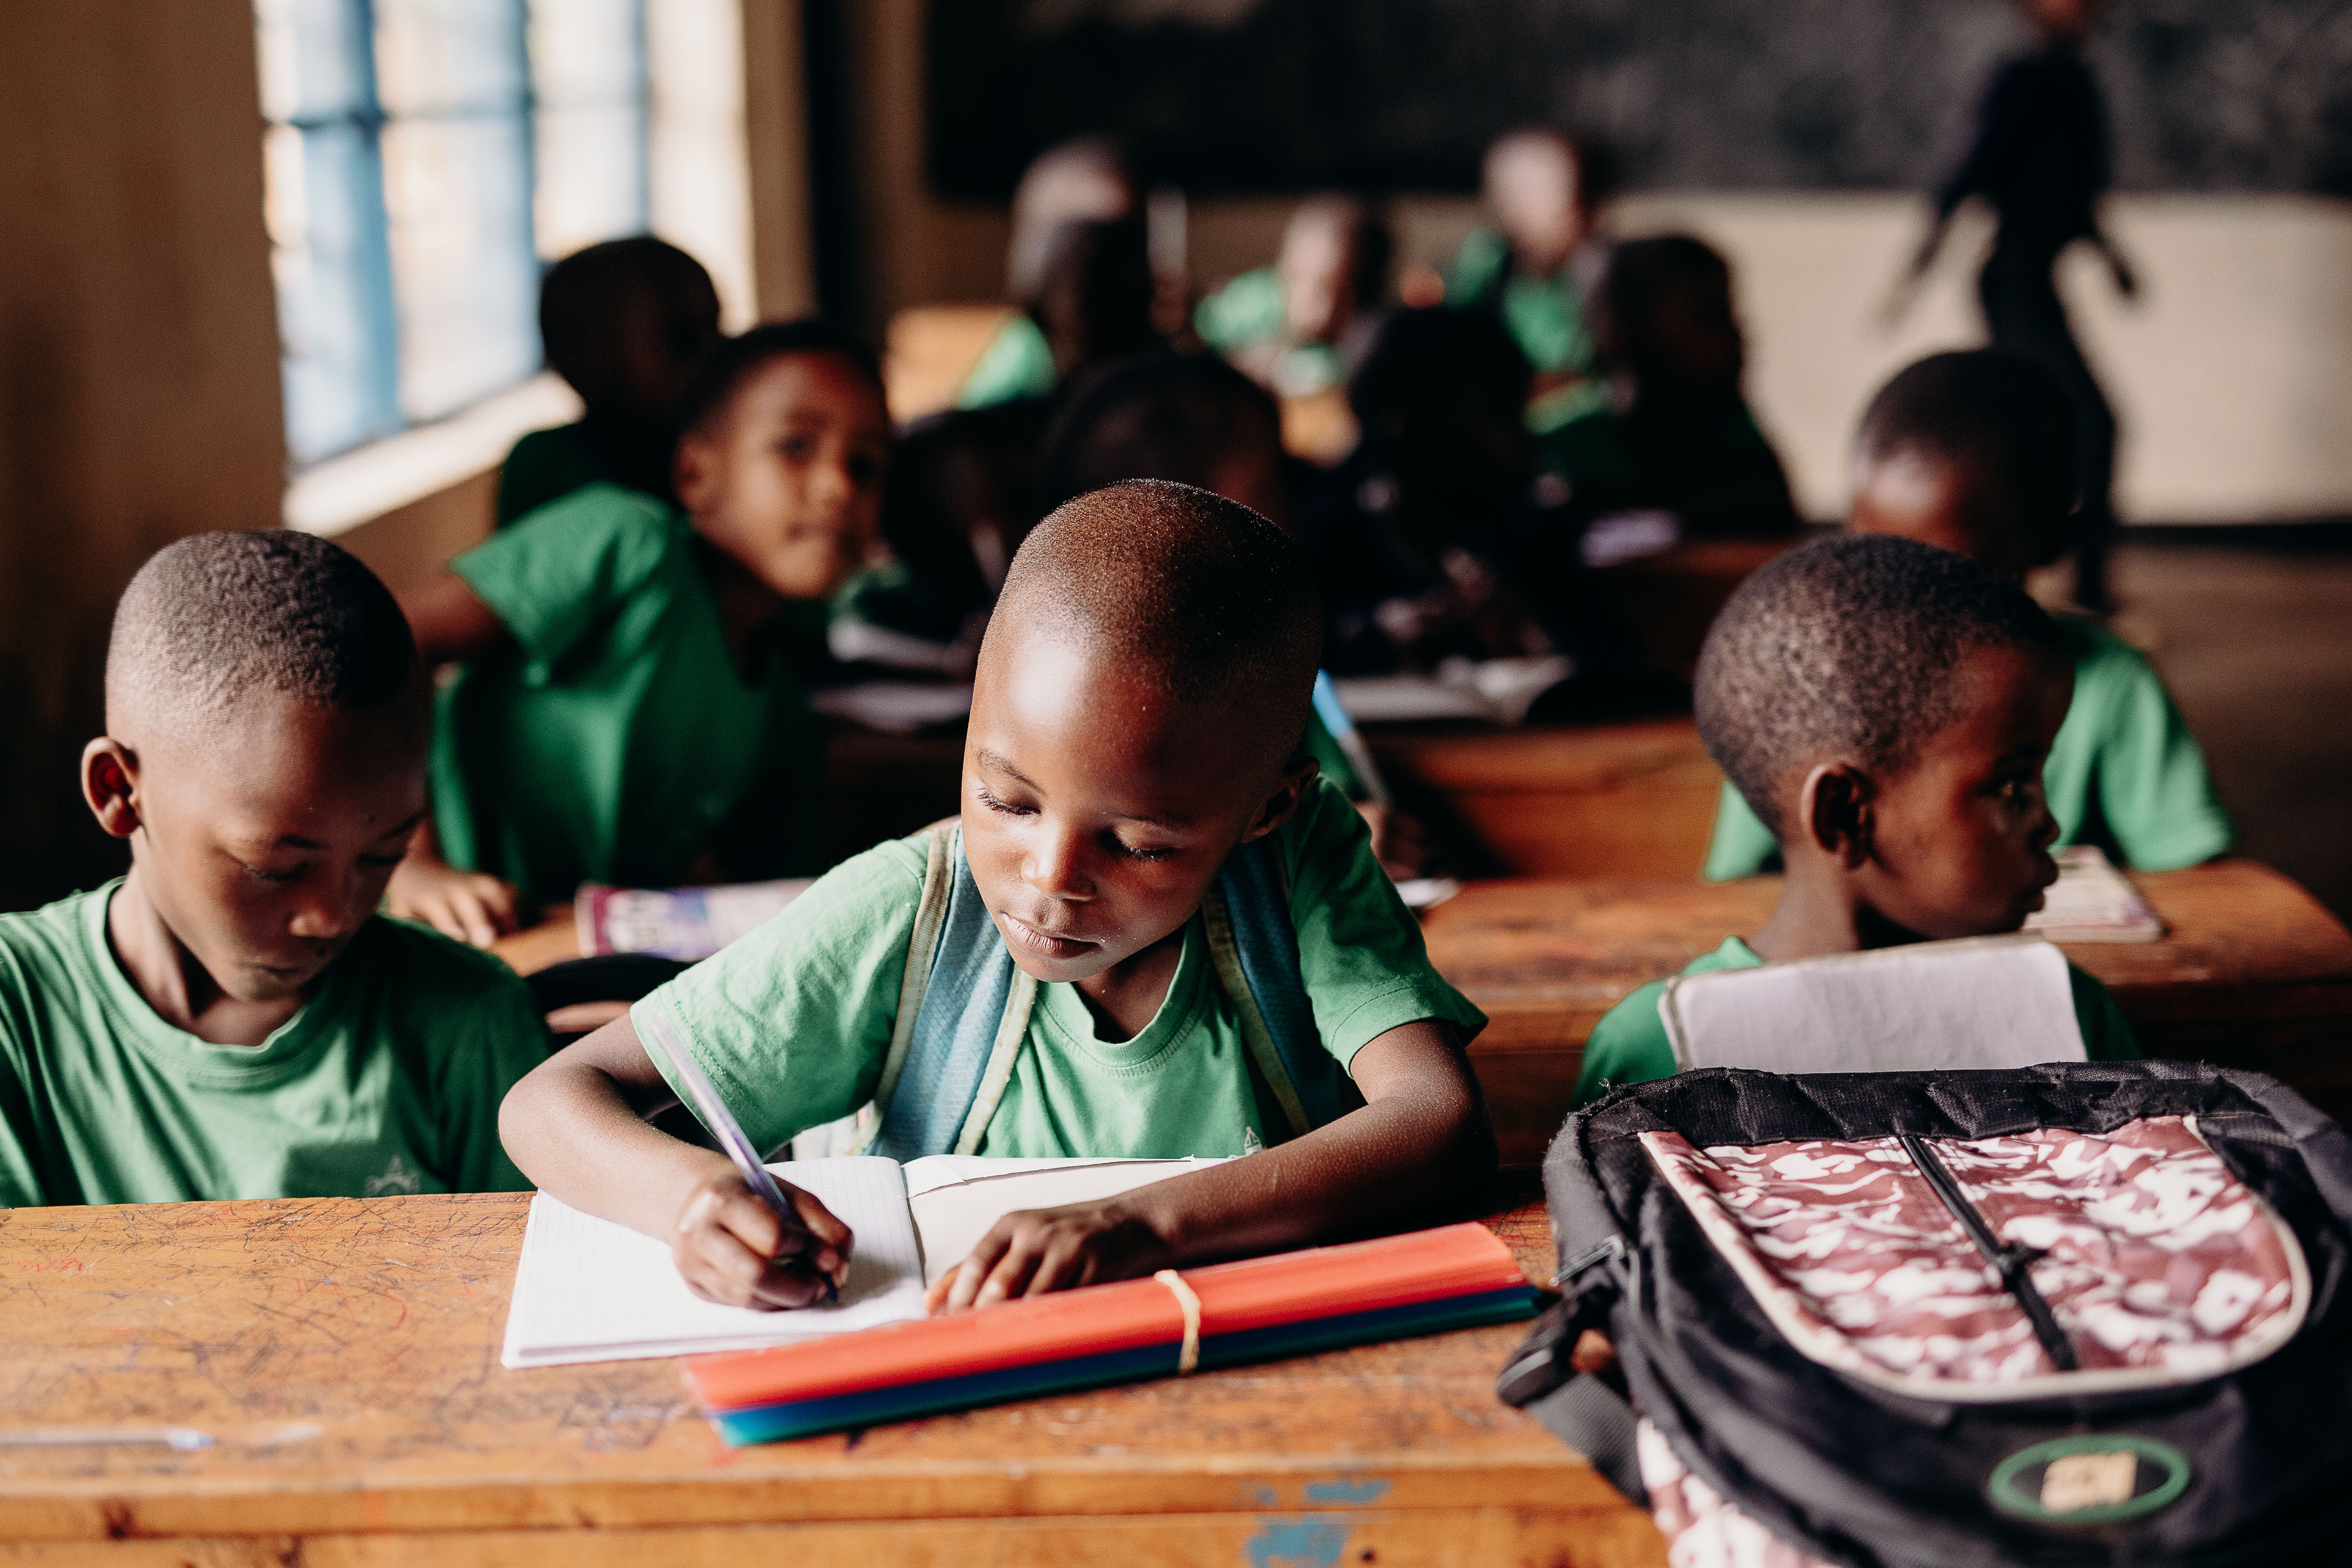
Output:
[925,1200,1171,1314]
[673,1171,853,1310]
[386,849,519,948]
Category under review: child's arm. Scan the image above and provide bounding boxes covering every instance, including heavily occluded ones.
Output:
[499,1012,853,1308]
[925,1017,1492,1312]
[386,572,521,944]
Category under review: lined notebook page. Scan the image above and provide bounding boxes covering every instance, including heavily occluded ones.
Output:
[501,1156,927,1368]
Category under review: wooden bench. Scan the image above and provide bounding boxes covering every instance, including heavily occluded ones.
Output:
[0,1191,1662,1566]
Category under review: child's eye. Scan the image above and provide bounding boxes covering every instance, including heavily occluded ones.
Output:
[848,454,883,487]
[242,862,305,886]
[974,784,1032,817]
[775,435,817,461]
[1108,835,1178,863]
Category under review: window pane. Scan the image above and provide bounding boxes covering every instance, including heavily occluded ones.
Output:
[530,0,644,107]
[255,0,374,123]
[535,102,650,260]
[374,0,527,117]
[267,122,401,462]
[381,114,539,421]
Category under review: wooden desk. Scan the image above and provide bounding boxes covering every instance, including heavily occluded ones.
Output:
[1425,860,2352,1165]
[0,1194,1662,1566]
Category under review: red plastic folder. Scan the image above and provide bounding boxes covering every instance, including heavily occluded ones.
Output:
[685,1221,1533,1414]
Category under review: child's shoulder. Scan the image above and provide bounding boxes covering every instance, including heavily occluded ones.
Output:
[0,887,111,1003]
[502,480,682,546]
[2053,612,2151,674]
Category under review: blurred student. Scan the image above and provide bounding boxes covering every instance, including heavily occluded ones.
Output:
[1195,195,1393,399]
[1704,351,2230,880]
[957,138,1140,409]
[500,481,1493,1312]
[498,237,724,527]
[390,321,890,944]
[1038,352,1430,877]
[0,532,544,1206]
[1579,536,2139,1103]
[1897,0,2131,613]
[1444,129,1607,386]
[1536,235,1798,543]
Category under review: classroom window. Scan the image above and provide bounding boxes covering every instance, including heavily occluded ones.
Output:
[257,0,652,466]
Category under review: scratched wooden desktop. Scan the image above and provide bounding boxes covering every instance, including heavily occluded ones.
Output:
[0,1193,1662,1566]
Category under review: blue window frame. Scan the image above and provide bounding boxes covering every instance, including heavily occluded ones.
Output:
[258,0,650,466]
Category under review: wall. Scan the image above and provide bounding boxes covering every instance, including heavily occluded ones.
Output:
[0,1,287,906]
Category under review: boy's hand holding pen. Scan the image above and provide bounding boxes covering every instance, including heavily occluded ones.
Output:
[672,1170,851,1310]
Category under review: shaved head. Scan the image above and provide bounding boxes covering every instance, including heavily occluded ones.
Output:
[985,479,1321,769]
[107,530,421,748]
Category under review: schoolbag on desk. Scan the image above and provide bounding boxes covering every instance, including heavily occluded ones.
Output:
[864,826,1363,1159]
[1497,1063,2352,1567]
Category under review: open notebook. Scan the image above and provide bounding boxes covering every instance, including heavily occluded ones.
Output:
[500,1155,1221,1368]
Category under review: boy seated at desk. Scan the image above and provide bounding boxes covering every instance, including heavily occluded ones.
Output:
[390,319,892,945]
[1705,350,2231,879]
[1577,535,2140,1104]
[0,532,546,1206]
[501,481,1495,1312]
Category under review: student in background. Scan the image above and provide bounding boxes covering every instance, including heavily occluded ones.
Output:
[498,237,724,527]
[0,533,545,1205]
[1195,195,1393,399]
[1536,235,1798,543]
[501,481,1494,1311]
[1038,352,1430,878]
[1703,351,2230,880]
[390,320,891,944]
[1578,535,2139,1104]
[957,138,1140,410]
[1445,129,1607,389]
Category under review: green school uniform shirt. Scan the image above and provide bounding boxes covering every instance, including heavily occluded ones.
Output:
[955,314,1057,409]
[496,423,608,528]
[1444,227,1596,377]
[0,884,544,1207]
[635,777,1486,1160]
[431,483,824,907]
[1702,616,2234,880]
[1574,935,2140,1107]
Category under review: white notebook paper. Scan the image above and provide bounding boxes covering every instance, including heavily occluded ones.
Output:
[500,1154,1220,1368]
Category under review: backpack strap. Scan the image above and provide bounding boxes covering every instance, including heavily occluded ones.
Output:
[868,828,1037,1160]
[1201,835,1366,1142]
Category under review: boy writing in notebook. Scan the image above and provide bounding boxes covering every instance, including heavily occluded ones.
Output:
[391,320,891,942]
[0,532,544,1205]
[1577,535,2139,1104]
[1704,350,2230,878]
[503,481,1494,1312]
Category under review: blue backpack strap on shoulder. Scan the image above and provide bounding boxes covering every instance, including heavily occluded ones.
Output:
[1205,835,1365,1140]
[871,829,1356,1158]
[869,829,1036,1161]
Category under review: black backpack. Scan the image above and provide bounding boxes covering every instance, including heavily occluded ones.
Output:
[1497,1062,2352,1567]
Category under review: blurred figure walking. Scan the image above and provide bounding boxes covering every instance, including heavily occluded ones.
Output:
[1895,0,2134,613]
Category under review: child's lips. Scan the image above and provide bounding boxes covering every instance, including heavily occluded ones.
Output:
[1000,912,1100,961]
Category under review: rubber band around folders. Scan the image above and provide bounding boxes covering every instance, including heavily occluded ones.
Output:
[1153,1269,1203,1374]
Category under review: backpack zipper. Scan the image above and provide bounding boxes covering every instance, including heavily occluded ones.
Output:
[1896,1132,2080,1373]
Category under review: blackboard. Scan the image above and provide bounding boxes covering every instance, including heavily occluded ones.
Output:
[927,0,2352,198]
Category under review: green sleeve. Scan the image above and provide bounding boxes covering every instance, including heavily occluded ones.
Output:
[1444,227,1511,307]
[2081,642,2234,871]
[633,836,931,1157]
[954,315,1056,409]
[451,484,679,672]
[496,425,603,528]
[1194,268,1285,354]
[1283,779,1486,1069]
[1702,780,1781,880]
[2068,966,2141,1062]
[1575,982,1678,1107]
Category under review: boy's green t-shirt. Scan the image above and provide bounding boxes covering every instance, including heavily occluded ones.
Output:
[955,314,1056,410]
[1443,227,1596,377]
[1702,616,2235,880]
[432,483,824,907]
[635,778,1486,1161]
[0,885,544,1207]
[1574,935,2141,1107]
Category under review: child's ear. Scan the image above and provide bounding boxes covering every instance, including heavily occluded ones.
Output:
[673,430,720,516]
[1238,757,1321,844]
[81,738,141,840]
[1797,762,1873,870]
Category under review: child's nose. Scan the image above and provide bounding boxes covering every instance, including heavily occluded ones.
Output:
[1022,828,1092,899]
[285,870,362,941]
